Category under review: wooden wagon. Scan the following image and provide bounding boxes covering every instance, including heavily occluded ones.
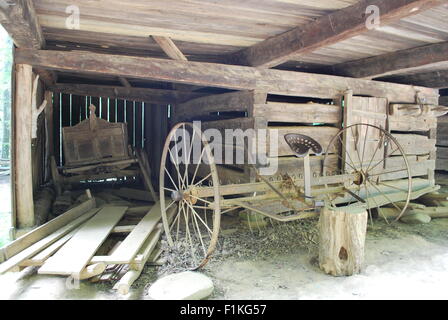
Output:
[50,105,156,199]
[159,90,448,270]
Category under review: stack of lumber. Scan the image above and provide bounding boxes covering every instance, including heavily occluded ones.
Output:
[0,189,174,296]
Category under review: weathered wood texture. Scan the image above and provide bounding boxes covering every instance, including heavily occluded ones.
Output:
[14,49,439,103]
[379,69,448,89]
[151,36,188,61]
[0,0,45,49]
[49,83,202,104]
[0,207,100,274]
[38,206,127,278]
[227,0,445,68]
[13,64,35,228]
[333,41,448,79]
[319,207,368,276]
[0,197,96,261]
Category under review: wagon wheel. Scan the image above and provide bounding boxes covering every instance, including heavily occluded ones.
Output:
[323,123,412,222]
[159,122,221,270]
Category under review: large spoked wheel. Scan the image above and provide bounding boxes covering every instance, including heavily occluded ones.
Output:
[323,123,412,222]
[160,122,221,270]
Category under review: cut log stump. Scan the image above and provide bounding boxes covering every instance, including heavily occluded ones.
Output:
[318,206,368,277]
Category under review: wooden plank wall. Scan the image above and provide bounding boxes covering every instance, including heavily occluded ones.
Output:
[174,90,342,184]
[437,97,448,171]
[52,93,169,185]
[174,90,442,186]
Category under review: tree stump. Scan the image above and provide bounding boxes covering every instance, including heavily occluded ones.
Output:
[318,206,368,276]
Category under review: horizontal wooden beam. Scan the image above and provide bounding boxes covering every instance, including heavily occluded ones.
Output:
[333,41,448,79]
[379,70,448,89]
[227,0,444,68]
[0,0,44,49]
[49,83,204,104]
[15,49,438,103]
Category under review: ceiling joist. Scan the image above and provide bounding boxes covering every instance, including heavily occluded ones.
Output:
[227,0,445,68]
[332,41,448,79]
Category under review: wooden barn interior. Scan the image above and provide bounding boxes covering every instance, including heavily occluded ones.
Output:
[1,0,448,299]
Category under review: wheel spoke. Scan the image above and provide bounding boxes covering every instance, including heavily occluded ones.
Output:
[193,172,213,188]
[165,200,176,211]
[377,181,408,193]
[188,193,213,205]
[365,133,386,173]
[189,204,207,255]
[165,167,179,191]
[350,126,363,170]
[360,125,369,172]
[191,147,207,186]
[366,180,403,214]
[367,146,399,174]
[369,168,407,177]
[338,134,359,172]
[185,201,214,236]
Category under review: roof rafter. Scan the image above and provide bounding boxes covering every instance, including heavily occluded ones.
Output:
[227,0,445,68]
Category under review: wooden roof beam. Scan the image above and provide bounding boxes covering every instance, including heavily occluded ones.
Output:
[151,35,188,61]
[0,0,57,85]
[379,69,448,89]
[227,0,445,68]
[14,49,439,104]
[0,0,44,49]
[48,83,204,104]
[332,41,448,79]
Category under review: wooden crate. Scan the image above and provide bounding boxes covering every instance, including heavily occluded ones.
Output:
[173,90,445,185]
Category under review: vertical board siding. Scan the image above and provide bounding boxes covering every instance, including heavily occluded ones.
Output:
[55,95,156,174]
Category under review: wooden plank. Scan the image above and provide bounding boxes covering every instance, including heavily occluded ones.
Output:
[27,229,77,264]
[92,203,162,264]
[15,49,439,103]
[0,207,100,274]
[333,41,448,79]
[437,147,448,159]
[393,134,436,156]
[175,91,254,122]
[49,83,203,104]
[253,102,341,124]
[13,64,34,228]
[38,206,127,278]
[0,197,96,260]
[389,116,437,131]
[113,188,154,202]
[226,0,444,68]
[151,36,188,61]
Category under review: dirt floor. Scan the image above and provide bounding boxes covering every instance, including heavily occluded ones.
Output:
[0,212,447,300]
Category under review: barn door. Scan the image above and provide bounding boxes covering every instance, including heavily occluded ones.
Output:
[342,90,388,173]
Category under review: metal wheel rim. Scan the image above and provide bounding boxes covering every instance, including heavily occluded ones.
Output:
[159,122,221,269]
[322,123,412,222]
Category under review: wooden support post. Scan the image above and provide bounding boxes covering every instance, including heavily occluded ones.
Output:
[14,64,35,228]
[318,206,368,276]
